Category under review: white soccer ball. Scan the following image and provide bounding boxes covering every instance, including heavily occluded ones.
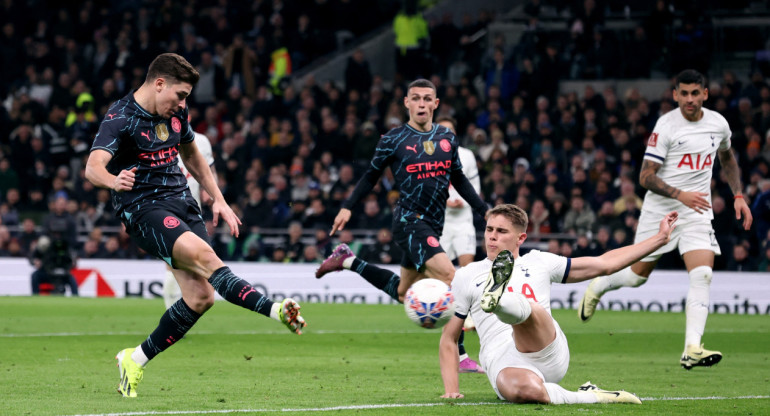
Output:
[404,278,455,329]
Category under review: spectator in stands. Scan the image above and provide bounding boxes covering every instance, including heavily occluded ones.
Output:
[284,221,306,263]
[345,49,373,96]
[359,228,402,265]
[563,195,596,236]
[485,47,518,102]
[393,0,429,80]
[726,242,756,271]
[300,244,321,263]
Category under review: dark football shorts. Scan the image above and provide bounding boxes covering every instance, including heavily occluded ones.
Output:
[391,206,445,272]
[123,198,210,268]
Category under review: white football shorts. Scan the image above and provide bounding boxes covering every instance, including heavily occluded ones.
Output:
[484,320,570,400]
[439,221,477,260]
[635,211,720,262]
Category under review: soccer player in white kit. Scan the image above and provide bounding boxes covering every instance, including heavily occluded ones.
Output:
[437,117,480,268]
[440,204,677,404]
[162,131,216,309]
[436,116,484,373]
[577,69,753,369]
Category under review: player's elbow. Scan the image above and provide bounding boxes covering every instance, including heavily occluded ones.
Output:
[84,160,98,186]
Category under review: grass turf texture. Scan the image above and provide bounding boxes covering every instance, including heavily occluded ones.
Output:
[1,296,768,415]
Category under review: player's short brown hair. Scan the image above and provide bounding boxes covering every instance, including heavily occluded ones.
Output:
[146,53,200,86]
[407,78,437,94]
[487,204,528,232]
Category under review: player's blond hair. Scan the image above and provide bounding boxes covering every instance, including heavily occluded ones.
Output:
[487,204,528,232]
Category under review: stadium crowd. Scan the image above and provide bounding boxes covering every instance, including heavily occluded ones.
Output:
[0,1,769,271]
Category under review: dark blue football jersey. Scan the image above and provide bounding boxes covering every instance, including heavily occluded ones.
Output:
[90,92,195,221]
[369,123,462,229]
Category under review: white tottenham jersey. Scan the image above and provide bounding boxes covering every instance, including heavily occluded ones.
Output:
[451,250,570,361]
[642,107,731,222]
[444,146,480,225]
[178,132,215,207]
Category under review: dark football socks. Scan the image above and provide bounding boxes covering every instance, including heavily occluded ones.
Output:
[208,266,274,316]
[351,258,401,301]
[140,298,200,360]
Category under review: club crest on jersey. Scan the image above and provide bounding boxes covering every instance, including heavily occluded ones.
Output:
[171,117,181,133]
[648,132,658,147]
[164,216,180,228]
[440,139,451,152]
[423,141,435,155]
[155,123,170,142]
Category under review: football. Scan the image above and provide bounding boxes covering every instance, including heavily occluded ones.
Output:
[404,278,455,329]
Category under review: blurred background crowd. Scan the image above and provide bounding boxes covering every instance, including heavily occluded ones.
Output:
[1,0,769,271]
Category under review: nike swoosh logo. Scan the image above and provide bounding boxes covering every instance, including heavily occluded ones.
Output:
[608,392,620,397]
[476,281,484,287]
[579,304,588,321]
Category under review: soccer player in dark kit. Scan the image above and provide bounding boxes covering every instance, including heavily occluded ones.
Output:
[86,53,306,398]
[316,79,487,369]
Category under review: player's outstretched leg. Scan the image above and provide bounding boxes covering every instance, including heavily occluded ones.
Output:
[275,298,306,334]
[680,343,722,370]
[578,382,642,404]
[578,267,648,322]
[316,243,354,278]
[481,250,515,312]
[115,348,144,398]
[316,243,401,301]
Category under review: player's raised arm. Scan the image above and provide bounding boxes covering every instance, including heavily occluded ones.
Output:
[439,316,465,399]
[566,212,678,282]
[449,170,488,219]
[717,148,753,230]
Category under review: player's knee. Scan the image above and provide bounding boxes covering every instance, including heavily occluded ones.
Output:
[497,372,545,403]
[496,293,532,325]
[185,286,216,313]
[689,265,712,286]
[194,247,224,275]
[435,266,455,284]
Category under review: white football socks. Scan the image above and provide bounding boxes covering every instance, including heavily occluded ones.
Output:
[544,382,597,404]
[685,265,712,348]
[590,266,647,295]
[342,256,355,269]
[162,269,182,310]
[131,345,149,367]
[494,291,532,325]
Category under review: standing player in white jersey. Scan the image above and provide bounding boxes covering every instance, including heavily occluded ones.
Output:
[439,204,678,404]
[163,130,216,309]
[437,117,480,268]
[436,116,484,373]
[577,69,753,369]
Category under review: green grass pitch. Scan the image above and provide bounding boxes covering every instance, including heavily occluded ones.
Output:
[1,296,768,415]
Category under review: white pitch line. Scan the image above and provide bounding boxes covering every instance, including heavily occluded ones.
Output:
[62,396,770,416]
[643,395,770,401]
[4,327,767,338]
[0,329,432,338]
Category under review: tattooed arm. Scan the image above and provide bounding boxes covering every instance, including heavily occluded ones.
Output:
[639,159,711,214]
[717,148,743,196]
[718,148,753,230]
[639,160,680,199]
